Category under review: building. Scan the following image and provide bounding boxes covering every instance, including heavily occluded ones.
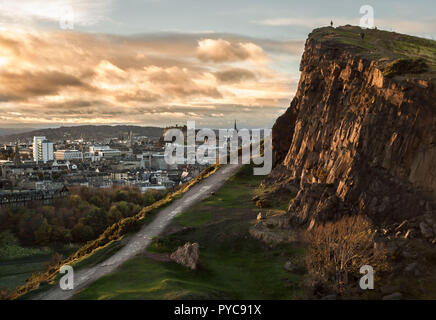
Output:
[33,136,54,163]
[54,149,83,161]
[89,145,121,159]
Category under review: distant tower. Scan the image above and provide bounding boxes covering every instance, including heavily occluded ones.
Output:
[330,20,333,27]
[234,120,237,131]
[13,142,20,164]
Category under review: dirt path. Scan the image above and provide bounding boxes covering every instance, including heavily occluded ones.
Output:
[33,164,242,300]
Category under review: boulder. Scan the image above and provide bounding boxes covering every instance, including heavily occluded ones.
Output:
[284,260,297,272]
[419,222,433,239]
[170,242,200,270]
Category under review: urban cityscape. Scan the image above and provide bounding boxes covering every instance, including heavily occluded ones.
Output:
[0,126,212,207]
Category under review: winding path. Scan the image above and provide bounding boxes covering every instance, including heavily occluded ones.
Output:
[34,163,242,300]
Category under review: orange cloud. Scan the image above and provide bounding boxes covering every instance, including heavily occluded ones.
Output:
[196,39,268,63]
[0,28,298,128]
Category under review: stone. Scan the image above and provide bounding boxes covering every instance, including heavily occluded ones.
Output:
[170,242,200,270]
[382,292,403,300]
[419,222,433,239]
[284,260,297,272]
[404,262,418,273]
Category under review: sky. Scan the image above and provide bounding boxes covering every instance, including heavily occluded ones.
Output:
[0,0,434,129]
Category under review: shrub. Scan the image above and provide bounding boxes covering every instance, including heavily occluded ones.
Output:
[0,288,11,300]
[304,215,389,294]
[10,164,220,300]
[383,58,428,78]
[256,199,271,208]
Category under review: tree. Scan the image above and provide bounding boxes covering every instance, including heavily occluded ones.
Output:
[71,223,94,242]
[85,206,107,235]
[34,219,52,245]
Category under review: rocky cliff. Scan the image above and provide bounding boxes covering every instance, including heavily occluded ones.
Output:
[267,26,436,229]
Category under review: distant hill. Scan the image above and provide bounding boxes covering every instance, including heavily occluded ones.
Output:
[0,128,37,137]
[0,125,164,143]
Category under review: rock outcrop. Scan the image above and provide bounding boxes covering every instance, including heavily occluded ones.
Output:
[268,26,436,229]
[170,242,200,270]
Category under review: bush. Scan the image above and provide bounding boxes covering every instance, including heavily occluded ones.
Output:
[383,58,428,78]
[304,215,389,294]
[10,164,220,300]
[256,199,271,208]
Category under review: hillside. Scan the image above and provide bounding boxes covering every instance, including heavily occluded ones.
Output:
[265,25,435,227]
[0,125,163,143]
[252,25,436,298]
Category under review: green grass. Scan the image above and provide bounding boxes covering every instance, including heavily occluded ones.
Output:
[74,164,305,300]
[12,165,220,300]
[0,244,79,292]
[311,25,436,73]
[202,165,263,208]
[16,239,126,300]
[174,210,213,227]
[72,240,125,270]
[0,255,52,291]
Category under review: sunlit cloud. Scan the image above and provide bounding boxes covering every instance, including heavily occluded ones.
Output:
[197,39,268,63]
[0,28,298,128]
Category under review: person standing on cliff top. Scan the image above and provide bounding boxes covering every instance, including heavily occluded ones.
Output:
[330,20,333,27]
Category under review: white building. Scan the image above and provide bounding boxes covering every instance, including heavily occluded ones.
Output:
[54,149,83,161]
[89,145,121,160]
[33,136,54,163]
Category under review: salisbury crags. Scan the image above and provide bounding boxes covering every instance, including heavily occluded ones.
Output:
[266,25,436,229]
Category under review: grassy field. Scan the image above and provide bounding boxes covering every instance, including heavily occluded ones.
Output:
[74,165,304,300]
[0,244,79,292]
[311,25,436,73]
[0,254,52,291]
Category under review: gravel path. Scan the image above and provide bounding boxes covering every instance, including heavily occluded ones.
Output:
[34,163,242,300]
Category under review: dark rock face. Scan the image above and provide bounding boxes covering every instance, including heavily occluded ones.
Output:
[270,28,436,228]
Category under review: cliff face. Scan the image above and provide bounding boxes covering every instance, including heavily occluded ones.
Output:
[270,26,436,228]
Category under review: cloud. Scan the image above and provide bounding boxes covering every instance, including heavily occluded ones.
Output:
[196,39,268,63]
[0,28,297,128]
[214,68,256,83]
[0,70,93,101]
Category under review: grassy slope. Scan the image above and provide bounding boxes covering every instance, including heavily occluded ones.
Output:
[0,244,80,292]
[311,26,436,72]
[12,165,219,300]
[74,165,304,300]
[0,255,52,291]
